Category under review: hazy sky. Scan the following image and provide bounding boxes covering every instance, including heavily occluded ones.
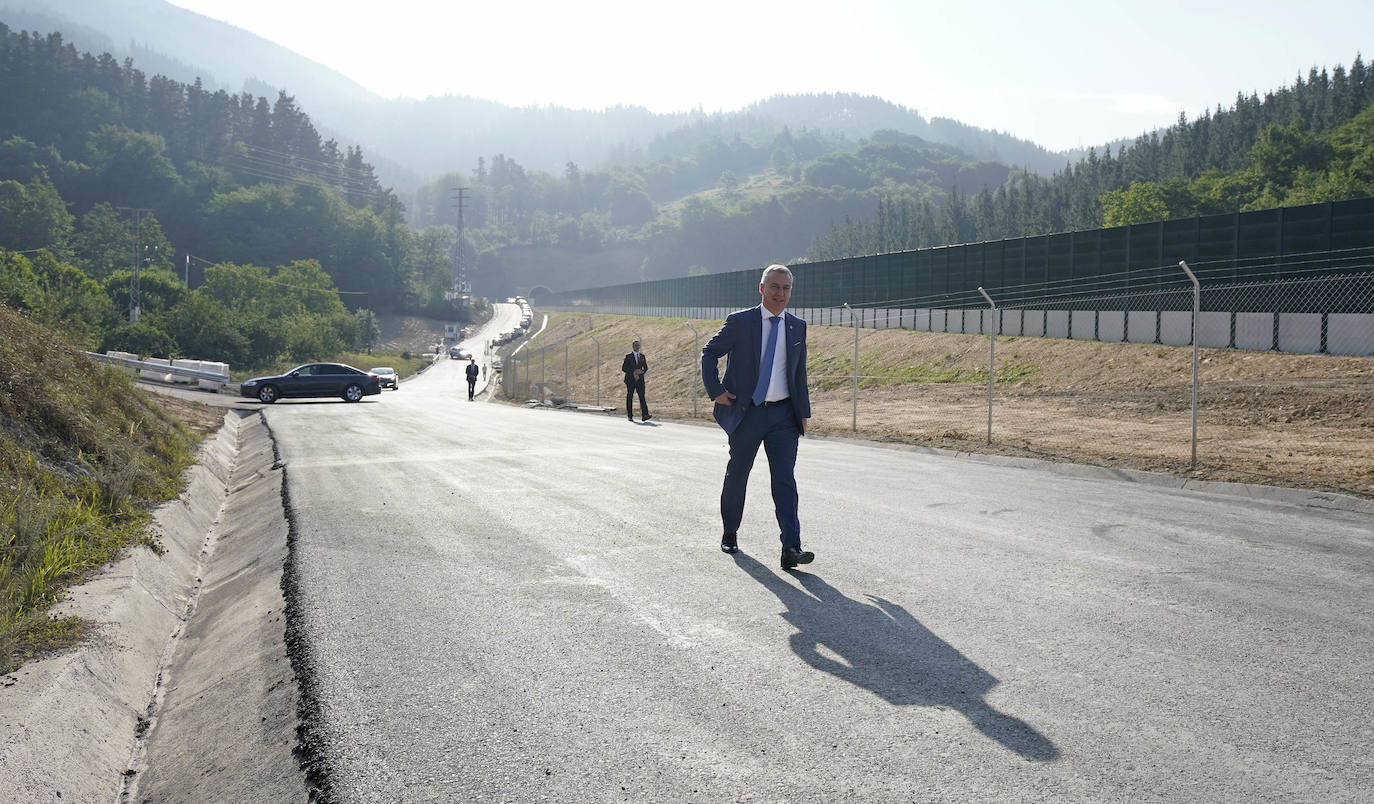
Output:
[165,0,1371,152]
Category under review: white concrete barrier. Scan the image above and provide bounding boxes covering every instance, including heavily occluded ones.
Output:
[1198,312,1232,348]
[1327,313,1374,356]
[1046,310,1070,338]
[1235,313,1274,351]
[1278,313,1322,354]
[1070,311,1096,340]
[1160,311,1194,346]
[1126,311,1156,344]
[1098,311,1125,342]
[546,302,1371,356]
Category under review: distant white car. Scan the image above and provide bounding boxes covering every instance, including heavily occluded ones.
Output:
[370,366,399,390]
[448,347,471,360]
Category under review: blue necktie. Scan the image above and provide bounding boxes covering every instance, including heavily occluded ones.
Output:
[752,315,781,406]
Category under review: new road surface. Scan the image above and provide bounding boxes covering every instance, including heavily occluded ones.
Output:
[250,305,1374,801]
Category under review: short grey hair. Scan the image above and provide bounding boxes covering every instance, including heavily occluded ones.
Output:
[760,264,793,283]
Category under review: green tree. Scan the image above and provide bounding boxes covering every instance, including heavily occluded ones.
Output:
[100,322,177,358]
[82,124,180,208]
[0,250,44,312]
[1248,117,1332,193]
[719,170,740,198]
[71,202,132,280]
[0,177,73,254]
[1100,181,1172,226]
[353,308,381,353]
[605,172,655,228]
[803,152,871,190]
[103,268,186,321]
[161,291,251,365]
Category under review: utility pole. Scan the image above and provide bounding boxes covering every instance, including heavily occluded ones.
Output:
[450,187,470,296]
[116,206,153,324]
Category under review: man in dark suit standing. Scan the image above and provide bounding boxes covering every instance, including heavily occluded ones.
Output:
[700,264,813,569]
[464,357,479,400]
[621,340,652,422]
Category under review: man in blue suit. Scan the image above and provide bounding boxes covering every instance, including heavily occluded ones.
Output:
[700,264,814,569]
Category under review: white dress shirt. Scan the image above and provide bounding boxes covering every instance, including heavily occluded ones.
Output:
[760,307,788,401]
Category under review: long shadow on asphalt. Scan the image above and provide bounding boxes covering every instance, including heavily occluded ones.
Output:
[733,551,1059,762]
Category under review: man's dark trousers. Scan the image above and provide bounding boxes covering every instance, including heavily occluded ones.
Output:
[626,377,648,419]
[721,401,801,550]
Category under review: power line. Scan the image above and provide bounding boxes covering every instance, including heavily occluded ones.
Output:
[227,142,388,201]
[228,163,386,201]
[235,143,381,183]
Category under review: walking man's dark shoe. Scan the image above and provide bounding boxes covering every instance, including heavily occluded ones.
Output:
[720,533,739,553]
[780,547,814,569]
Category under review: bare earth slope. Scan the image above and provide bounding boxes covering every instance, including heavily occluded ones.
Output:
[508,312,1373,499]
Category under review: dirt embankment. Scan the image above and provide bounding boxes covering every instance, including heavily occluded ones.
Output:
[509,312,1374,499]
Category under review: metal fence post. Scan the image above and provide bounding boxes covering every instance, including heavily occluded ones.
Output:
[978,287,997,444]
[685,321,700,417]
[589,333,602,407]
[1178,260,1200,468]
[843,303,858,432]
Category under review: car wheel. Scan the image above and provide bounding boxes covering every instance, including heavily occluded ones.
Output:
[257,385,279,403]
[343,383,365,402]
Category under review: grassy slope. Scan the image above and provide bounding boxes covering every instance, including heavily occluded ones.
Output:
[0,304,201,674]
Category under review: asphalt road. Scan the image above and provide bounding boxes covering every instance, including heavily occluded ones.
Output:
[253,315,1372,802]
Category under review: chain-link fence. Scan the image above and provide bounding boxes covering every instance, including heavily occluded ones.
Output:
[521,263,1373,497]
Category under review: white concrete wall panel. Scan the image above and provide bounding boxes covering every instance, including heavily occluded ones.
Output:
[1070,311,1096,341]
[1097,311,1126,342]
[1234,313,1274,351]
[1197,312,1232,348]
[1160,311,1194,346]
[1046,310,1070,339]
[1278,313,1322,354]
[1327,314,1374,356]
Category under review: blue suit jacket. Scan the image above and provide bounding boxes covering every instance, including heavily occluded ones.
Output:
[700,306,811,435]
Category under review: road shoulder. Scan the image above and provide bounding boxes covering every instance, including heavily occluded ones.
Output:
[0,411,308,802]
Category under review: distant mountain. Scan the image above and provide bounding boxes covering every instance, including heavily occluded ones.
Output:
[0,0,1084,191]
[743,94,1082,172]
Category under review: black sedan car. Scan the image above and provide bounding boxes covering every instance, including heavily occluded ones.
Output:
[239,362,382,403]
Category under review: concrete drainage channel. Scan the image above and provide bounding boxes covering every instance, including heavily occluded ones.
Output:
[0,410,322,802]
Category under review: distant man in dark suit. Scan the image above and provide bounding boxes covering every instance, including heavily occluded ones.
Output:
[700,264,813,569]
[465,357,479,400]
[622,340,652,422]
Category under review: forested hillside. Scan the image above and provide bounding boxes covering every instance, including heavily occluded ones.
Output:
[0,0,1086,186]
[0,25,469,367]
[3,14,1370,370]
[408,123,1010,286]
[810,59,1374,260]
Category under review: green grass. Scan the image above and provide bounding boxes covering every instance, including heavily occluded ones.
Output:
[1,303,199,674]
[809,355,1038,391]
[333,350,431,378]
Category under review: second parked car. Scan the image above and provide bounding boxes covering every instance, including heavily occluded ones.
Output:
[371,366,399,390]
[240,363,382,403]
